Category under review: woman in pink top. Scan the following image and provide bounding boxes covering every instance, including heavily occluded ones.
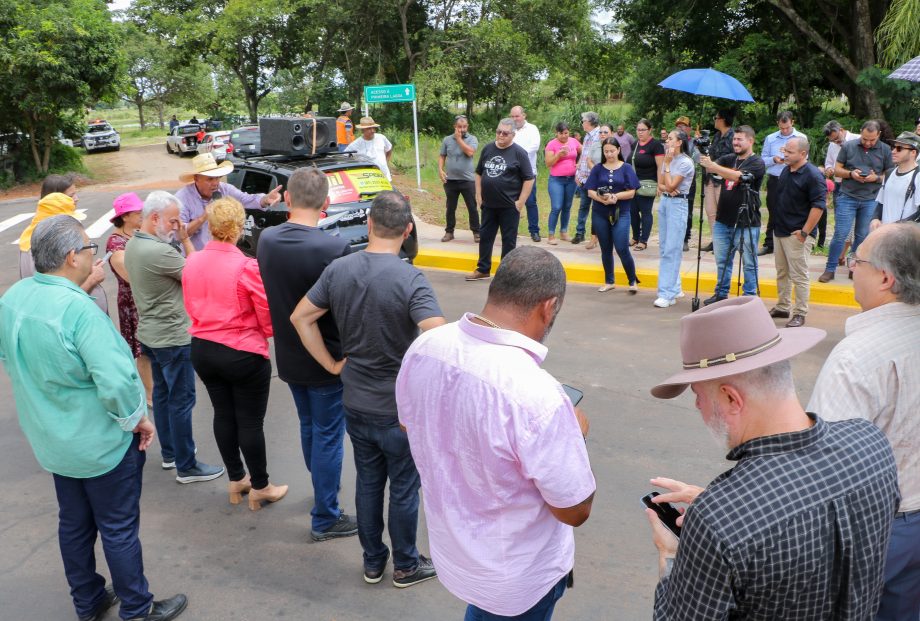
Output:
[182,197,287,511]
[544,121,582,244]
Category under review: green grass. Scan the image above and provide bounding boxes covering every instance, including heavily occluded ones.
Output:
[85,106,200,147]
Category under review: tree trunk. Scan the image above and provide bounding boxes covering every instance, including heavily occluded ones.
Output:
[157,102,165,130]
[41,126,52,173]
[138,100,146,130]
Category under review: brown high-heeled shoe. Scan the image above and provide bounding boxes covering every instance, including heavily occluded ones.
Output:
[228,475,252,505]
[248,483,289,511]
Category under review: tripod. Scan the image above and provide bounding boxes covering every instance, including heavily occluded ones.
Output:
[726,182,761,298]
[690,174,708,312]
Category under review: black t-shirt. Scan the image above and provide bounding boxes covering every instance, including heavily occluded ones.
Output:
[706,128,735,183]
[774,162,827,237]
[715,153,766,227]
[629,139,664,180]
[256,222,351,386]
[476,142,535,209]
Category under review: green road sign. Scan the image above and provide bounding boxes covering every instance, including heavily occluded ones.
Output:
[364,84,416,103]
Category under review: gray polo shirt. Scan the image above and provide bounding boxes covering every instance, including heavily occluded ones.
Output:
[440,134,479,182]
[123,231,191,348]
[837,139,893,201]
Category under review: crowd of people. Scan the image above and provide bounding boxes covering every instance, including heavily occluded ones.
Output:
[0,106,919,621]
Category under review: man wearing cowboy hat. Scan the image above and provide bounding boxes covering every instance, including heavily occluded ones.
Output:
[336,102,355,151]
[645,296,899,619]
[808,223,920,620]
[345,117,393,181]
[175,153,281,251]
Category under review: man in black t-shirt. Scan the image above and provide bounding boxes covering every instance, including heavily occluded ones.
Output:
[699,125,766,304]
[466,118,535,281]
[256,167,358,542]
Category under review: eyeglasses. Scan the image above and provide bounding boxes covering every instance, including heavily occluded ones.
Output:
[496,130,513,136]
[846,255,872,269]
[893,145,916,153]
[79,243,99,256]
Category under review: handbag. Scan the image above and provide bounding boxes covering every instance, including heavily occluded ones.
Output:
[637,179,658,197]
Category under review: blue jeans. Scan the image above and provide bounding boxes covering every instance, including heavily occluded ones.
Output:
[525,184,540,235]
[876,511,920,621]
[630,193,654,243]
[464,575,567,620]
[575,185,592,237]
[53,436,154,620]
[592,207,637,285]
[712,221,760,297]
[657,196,688,300]
[825,193,875,272]
[547,175,576,236]
[142,343,197,472]
[345,410,421,572]
[289,382,346,532]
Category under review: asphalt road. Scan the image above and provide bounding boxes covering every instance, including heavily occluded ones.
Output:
[0,189,857,620]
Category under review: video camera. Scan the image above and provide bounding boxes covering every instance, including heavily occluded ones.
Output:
[738,171,755,185]
[693,130,711,156]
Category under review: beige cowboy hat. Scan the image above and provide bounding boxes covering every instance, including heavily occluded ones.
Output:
[179,153,234,183]
[337,102,355,113]
[355,116,380,129]
[650,297,825,399]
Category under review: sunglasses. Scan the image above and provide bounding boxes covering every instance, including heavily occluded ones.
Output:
[893,145,916,153]
[496,130,513,136]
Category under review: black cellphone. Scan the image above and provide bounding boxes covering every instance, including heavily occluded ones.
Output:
[641,492,682,538]
[561,384,583,407]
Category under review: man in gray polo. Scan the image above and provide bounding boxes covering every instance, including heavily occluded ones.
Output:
[438,115,480,243]
[124,191,224,484]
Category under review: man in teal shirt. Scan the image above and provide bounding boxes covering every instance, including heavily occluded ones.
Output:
[0,215,186,621]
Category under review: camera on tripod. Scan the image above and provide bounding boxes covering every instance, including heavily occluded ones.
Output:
[693,130,711,156]
[738,171,755,185]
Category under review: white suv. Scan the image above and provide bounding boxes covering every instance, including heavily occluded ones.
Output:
[82,121,120,153]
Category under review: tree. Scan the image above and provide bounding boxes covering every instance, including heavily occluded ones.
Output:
[0,0,121,172]
[876,0,920,67]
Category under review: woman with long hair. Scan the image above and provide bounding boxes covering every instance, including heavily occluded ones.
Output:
[544,121,582,244]
[629,119,664,251]
[653,129,695,308]
[585,137,641,293]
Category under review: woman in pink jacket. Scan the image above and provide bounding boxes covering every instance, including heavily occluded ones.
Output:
[182,197,287,511]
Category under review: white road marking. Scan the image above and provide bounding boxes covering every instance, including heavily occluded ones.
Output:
[10,209,89,244]
[0,213,35,234]
[85,209,115,239]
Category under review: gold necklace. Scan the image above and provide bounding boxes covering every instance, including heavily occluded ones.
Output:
[472,314,501,329]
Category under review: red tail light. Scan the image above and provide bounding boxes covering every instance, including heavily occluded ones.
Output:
[227,143,234,153]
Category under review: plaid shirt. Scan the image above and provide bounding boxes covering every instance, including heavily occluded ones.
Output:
[575,127,600,185]
[654,414,899,620]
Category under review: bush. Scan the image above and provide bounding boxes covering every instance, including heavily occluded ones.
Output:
[12,142,86,184]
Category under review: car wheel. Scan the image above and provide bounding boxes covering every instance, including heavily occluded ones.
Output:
[113,145,120,152]
[166,142,173,154]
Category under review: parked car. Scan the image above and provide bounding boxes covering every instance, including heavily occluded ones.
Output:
[225,150,418,261]
[166,123,204,155]
[226,125,261,159]
[82,121,120,153]
[196,130,232,160]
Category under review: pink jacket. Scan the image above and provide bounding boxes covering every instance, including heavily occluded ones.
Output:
[182,241,273,358]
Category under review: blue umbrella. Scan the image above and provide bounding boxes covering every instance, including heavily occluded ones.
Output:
[658,68,754,102]
[889,55,920,82]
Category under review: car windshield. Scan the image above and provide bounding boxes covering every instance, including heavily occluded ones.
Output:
[87,124,112,134]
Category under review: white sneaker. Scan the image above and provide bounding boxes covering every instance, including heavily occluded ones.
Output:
[653,297,676,308]
[676,291,686,299]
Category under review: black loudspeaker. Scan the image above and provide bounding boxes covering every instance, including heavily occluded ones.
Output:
[259,117,338,156]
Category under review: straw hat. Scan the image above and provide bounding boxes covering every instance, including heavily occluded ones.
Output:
[179,153,234,183]
[337,102,355,113]
[675,116,692,128]
[355,116,380,129]
[650,297,825,399]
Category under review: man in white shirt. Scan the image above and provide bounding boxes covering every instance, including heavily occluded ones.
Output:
[345,116,393,181]
[871,132,920,228]
[808,222,920,621]
[510,106,542,241]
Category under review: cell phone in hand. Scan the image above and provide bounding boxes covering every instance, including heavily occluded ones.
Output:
[102,251,113,263]
[642,492,682,538]
[561,384,583,407]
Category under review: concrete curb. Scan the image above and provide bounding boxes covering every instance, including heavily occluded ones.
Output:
[415,248,860,309]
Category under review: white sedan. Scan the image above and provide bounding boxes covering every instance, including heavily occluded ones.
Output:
[196,130,232,160]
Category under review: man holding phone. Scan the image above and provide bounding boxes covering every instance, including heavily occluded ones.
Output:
[397,247,595,620]
[645,297,899,619]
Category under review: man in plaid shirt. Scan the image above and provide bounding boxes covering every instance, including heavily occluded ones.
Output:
[647,297,899,619]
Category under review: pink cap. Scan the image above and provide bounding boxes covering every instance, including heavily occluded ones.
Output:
[111,192,144,222]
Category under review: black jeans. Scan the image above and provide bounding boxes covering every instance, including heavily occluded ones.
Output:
[444,179,480,233]
[630,193,654,243]
[477,206,520,274]
[764,175,779,249]
[191,337,272,489]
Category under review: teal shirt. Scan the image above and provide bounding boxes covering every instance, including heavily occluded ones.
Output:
[0,273,146,478]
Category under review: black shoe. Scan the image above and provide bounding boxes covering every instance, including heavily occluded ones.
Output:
[702,242,713,252]
[78,585,119,621]
[392,555,437,588]
[703,294,727,306]
[683,241,690,252]
[785,315,806,328]
[311,513,358,542]
[530,233,540,242]
[571,234,585,244]
[126,594,187,621]
[768,308,790,319]
[757,247,773,256]
[364,549,390,585]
